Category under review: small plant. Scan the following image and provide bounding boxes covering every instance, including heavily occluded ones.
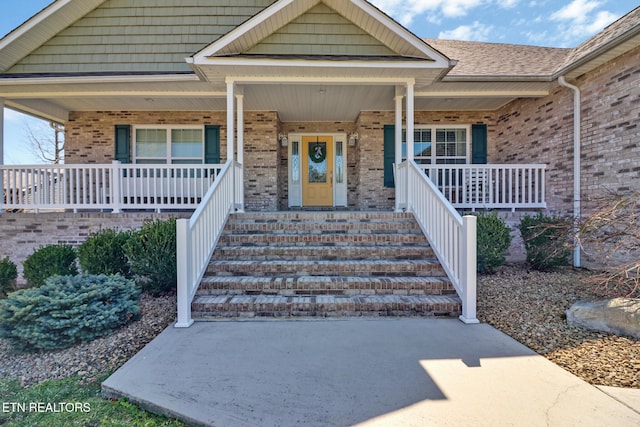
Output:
[22,244,78,288]
[475,212,512,274]
[124,218,177,295]
[519,212,571,271]
[78,228,132,277]
[0,257,18,298]
[0,274,140,352]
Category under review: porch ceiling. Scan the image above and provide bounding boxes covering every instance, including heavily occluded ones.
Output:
[1,76,553,123]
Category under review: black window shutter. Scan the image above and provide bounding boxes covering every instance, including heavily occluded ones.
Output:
[383,125,396,188]
[204,125,221,164]
[471,124,488,164]
[114,125,131,164]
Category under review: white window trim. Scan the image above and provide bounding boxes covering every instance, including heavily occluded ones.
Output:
[133,125,205,164]
[402,124,471,164]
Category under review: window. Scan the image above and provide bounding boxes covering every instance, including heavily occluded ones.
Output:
[134,126,204,164]
[401,126,469,165]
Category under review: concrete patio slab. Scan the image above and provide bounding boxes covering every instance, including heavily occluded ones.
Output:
[102,319,640,427]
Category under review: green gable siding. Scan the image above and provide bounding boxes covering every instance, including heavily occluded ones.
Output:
[8,0,276,74]
[245,3,397,56]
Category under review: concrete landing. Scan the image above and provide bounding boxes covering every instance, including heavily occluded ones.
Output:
[102,319,640,427]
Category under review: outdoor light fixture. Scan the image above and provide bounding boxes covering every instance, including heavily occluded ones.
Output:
[348,132,359,146]
[279,133,288,147]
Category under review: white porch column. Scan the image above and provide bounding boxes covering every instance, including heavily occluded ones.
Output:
[235,86,245,212]
[0,101,4,214]
[394,87,404,212]
[406,81,415,210]
[226,80,235,162]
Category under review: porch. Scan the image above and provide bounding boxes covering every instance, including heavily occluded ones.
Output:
[1,161,545,213]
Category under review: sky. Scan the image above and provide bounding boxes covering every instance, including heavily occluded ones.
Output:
[1,0,639,163]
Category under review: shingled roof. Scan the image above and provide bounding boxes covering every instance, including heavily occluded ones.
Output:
[424,39,571,79]
[424,5,640,81]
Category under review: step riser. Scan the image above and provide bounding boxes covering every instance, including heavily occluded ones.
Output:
[227,212,415,222]
[224,224,421,234]
[206,262,445,277]
[192,296,461,319]
[218,234,427,246]
[213,246,434,261]
[197,284,456,296]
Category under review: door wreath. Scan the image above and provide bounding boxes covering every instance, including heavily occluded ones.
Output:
[309,142,327,163]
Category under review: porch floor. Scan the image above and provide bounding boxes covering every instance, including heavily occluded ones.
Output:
[102,319,640,427]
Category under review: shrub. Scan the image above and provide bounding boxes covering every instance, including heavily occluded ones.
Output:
[124,218,177,295]
[0,274,140,352]
[519,212,572,271]
[22,244,78,288]
[0,257,18,298]
[475,212,512,274]
[78,228,132,277]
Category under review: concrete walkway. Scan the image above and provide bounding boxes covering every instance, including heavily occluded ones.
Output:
[102,319,640,427]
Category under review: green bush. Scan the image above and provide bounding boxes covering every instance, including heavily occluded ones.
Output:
[22,244,78,288]
[475,212,512,274]
[519,212,572,271]
[78,228,132,277]
[124,218,177,295]
[0,274,140,352]
[0,257,18,298]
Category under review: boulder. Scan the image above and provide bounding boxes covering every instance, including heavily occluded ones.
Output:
[566,298,640,339]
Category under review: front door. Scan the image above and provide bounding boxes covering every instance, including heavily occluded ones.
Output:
[302,135,333,206]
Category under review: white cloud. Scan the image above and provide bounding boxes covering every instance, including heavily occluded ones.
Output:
[370,0,519,25]
[548,0,620,46]
[438,21,494,41]
[550,0,602,23]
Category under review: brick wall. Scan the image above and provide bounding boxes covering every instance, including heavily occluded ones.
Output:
[243,111,279,211]
[0,212,189,281]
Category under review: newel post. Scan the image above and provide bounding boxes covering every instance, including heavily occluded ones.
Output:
[459,215,479,324]
[111,160,122,213]
[175,218,194,328]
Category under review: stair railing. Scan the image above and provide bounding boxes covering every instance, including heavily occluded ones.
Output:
[404,160,479,324]
[175,160,239,327]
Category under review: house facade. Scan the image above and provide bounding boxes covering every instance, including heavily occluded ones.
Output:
[1,1,639,322]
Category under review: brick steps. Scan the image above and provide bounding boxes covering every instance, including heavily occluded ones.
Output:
[214,244,434,261]
[197,275,456,296]
[192,212,461,319]
[192,294,461,319]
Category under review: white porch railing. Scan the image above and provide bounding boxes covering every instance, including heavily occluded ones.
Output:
[418,164,546,211]
[175,160,241,327]
[401,160,479,324]
[1,162,224,212]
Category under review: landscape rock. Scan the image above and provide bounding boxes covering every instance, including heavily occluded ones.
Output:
[566,298,640,339]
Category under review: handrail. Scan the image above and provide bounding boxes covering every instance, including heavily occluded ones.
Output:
[405,160,478,323]
[417,164,546,211]
[1,163,223,212]
[175,160,238,327]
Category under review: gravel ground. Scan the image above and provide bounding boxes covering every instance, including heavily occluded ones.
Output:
[1,265,638,389]
[478,265,640,388]
[0,293,177,386]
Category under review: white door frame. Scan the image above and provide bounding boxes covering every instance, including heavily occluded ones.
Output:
[287,132,347,208]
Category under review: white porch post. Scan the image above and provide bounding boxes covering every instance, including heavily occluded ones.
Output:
[394,87,404,212]
[0,101,4,214]
[235,86,245,212]
[406,81,415,210]
[226,80,236,210]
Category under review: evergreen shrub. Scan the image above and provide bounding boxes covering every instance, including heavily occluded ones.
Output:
[22,244,78,288]
[0,274,140,352]
[77,228,132,277]
[0,257,18,298]
[475,212,512,274]
[519,212,572,271]
[124,218,177,295]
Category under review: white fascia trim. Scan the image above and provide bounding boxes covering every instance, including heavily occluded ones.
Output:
[199,58,440,70]
[0,0,74,48]
[415,90,550,98]
[225,76,415,85]
[0,73,200,86]
[192,0,301,60]
[2,91,227,99]
[342,0,451,67]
